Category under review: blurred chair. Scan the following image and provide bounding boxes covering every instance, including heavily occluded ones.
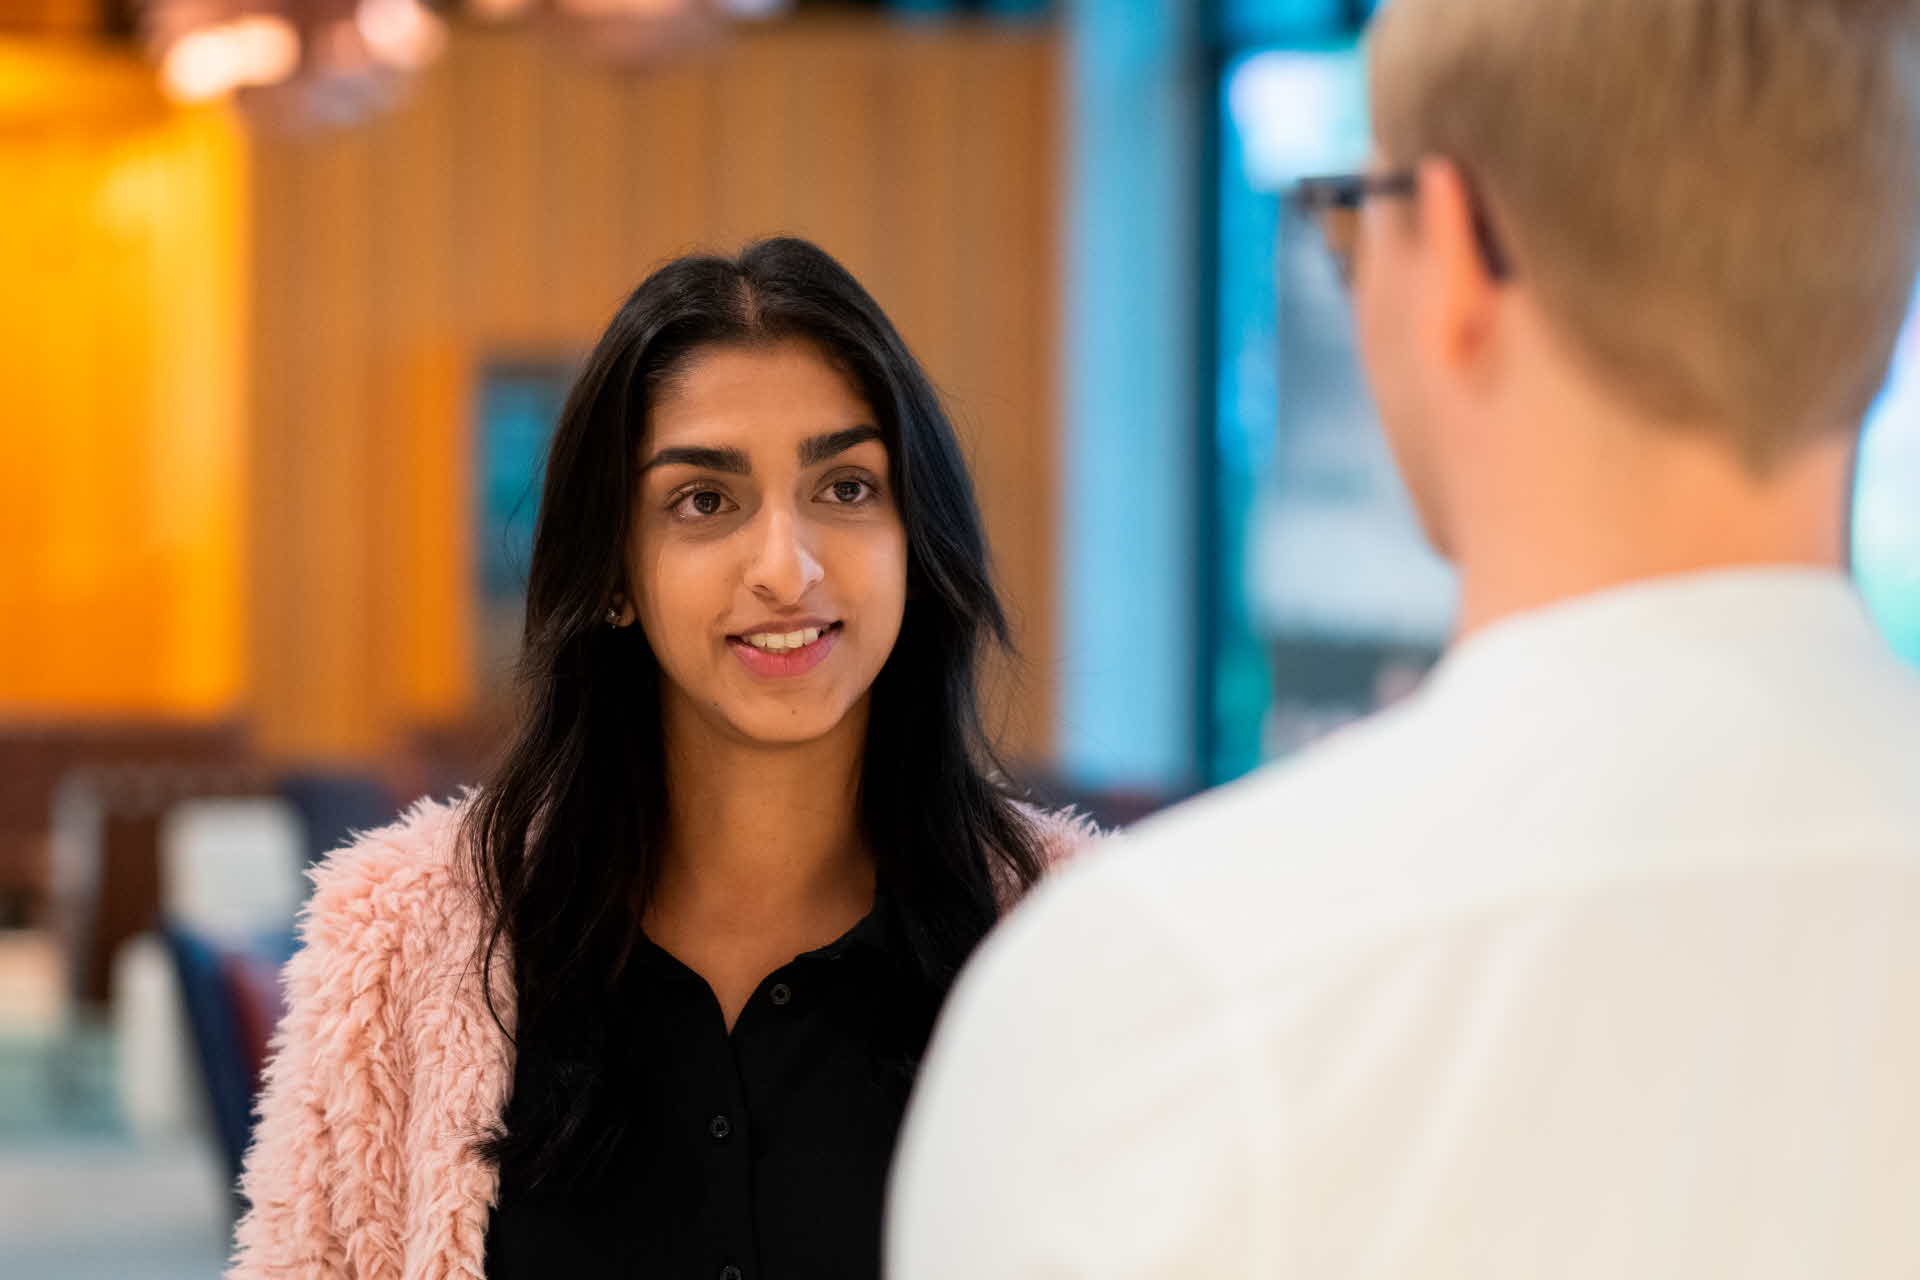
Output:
[112,931,201,1142]
[0,721,247,933]
[278,769,398,870]
[403,719,501,812]
[156,921,297,1216]
[158,798,305,944]
[73,792,301,1218]
[36,749,411,1199]
[151,799,304,1202]
[48,762,277,1010]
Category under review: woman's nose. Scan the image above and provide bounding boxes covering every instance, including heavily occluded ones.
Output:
[743,504,825,604]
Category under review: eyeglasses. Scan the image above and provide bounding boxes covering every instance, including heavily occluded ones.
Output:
[1291,169,1512,287]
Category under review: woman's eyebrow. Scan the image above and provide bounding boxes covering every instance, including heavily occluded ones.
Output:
[640,444,752,475]
[799,425,882,467]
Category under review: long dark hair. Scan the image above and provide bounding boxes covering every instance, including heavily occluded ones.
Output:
[464,237,1046,1186]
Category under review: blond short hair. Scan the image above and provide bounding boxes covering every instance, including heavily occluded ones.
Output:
[1370,0,1920,467]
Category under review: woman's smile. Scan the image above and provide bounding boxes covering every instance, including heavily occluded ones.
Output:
[727,619,844,678]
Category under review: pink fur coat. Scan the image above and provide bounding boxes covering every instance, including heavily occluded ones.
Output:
[227,793,1098,1279]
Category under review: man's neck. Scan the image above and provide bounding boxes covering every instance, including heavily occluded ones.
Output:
[1449,425,1856,641]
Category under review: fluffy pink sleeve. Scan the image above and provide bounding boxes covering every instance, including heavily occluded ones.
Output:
[995,804,1106,910]
[227,838,420,1280]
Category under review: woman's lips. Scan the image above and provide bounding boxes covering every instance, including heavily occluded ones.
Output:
[727,622,841,679]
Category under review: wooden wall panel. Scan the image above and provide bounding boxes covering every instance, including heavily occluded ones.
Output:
[873,34,963,391]
[762,31,885,282]
[620,64,711,288]
[369,60,459,347]
[374,340,474,725]
[276,130,380,756]
[705,36,784,252]
[249,17,1062,767]
[957,36,1059,753]
[540,53,628,335]
[451,30,547,341]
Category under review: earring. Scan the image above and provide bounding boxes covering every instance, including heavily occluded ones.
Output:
[606,605,623,628]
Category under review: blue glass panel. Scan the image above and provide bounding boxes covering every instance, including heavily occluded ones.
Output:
[1058,0,1206,792]
[1218,0,1375,46]
[1209,43,1453,781]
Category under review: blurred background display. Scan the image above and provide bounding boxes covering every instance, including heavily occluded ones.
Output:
[476,363,574,697]
[1857,298,1920,668]
[1205,33,1450,784]
[1,0,1913,1273]
[1202,0,1920,783]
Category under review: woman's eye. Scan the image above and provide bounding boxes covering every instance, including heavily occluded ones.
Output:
[673,489,731,519]
[827,478,874,505]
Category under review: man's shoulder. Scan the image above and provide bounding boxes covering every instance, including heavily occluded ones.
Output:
[1008,701,1445,980]
[1108,699,1438,885]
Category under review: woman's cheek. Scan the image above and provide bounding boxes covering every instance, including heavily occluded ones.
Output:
[644,540,716,672]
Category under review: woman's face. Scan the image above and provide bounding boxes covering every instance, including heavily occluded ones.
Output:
[626,337,909,750]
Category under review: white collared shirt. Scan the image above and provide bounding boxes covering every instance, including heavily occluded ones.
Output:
[890,569,1920,1278]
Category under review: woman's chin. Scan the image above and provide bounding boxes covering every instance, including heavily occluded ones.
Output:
[717,702,859,750]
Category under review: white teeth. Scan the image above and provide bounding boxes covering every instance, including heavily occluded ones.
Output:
[743,626,827,653]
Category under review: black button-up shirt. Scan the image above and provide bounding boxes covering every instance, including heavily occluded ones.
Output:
[485,901,943,1280]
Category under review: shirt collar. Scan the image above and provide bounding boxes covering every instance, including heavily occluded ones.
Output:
[797,890,898,964]
[632,891,901,993]
[1423,566,1881,708]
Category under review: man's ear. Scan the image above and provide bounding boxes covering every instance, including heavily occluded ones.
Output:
[1414,156,1503,383]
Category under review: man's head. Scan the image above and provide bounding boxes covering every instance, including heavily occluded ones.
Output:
[1349,0,1920,557]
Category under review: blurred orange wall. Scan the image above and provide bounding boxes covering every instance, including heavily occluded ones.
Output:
[0,19,1060,769]
[0,39,248,718]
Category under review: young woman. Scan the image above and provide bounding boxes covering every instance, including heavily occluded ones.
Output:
[230,238,1096,1280]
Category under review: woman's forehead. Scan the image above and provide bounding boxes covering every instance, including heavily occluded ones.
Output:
[647,339,875,449]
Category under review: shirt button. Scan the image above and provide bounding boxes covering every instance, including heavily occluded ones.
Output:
[719,1267,743,1280]
[770,983,792,1006]
[709,1114,732,1141]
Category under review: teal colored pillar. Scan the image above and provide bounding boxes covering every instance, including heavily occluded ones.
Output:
[1056,0,1206,794]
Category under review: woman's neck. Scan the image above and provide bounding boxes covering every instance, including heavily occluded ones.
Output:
[650,690,875,928]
